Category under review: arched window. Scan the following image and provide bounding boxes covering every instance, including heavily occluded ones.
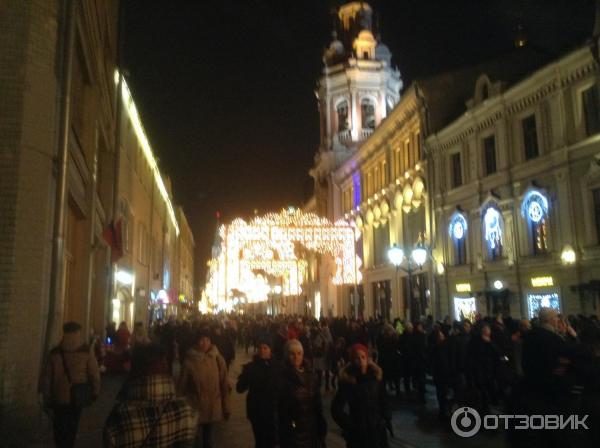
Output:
[361,98,376,129]
[483,204,503,260]
[449,212,468,265]
[337,100,349,132]
[521,190,549,254]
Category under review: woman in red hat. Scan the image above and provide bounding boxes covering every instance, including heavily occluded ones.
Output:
[331,344,392,447]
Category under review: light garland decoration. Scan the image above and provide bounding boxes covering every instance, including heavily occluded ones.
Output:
[521,190,549,224]
[483,205,503,251]
[204,208,362,310]
[116,71,180,236]
[448,212,468,241]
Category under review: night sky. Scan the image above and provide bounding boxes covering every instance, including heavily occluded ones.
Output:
[122,0,595,286]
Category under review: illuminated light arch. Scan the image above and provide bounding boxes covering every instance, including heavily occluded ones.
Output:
[204,209,362,311]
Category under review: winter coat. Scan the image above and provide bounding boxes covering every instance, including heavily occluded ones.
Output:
[430,339,451,383]
[236,355,282,425]
[521,325,570,398]
[311,331,329,371]
[177,345,230,424]
[45,332,101,406]
[331,361,390,448]
[376,334,401,381]
[278,362,327,448]
[467,336,499,388]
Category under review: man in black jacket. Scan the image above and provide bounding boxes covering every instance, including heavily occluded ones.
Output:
[236,337,281,448]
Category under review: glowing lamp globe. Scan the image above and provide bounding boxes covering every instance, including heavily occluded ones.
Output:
[561,245,576,265]
[412,247,428,267]
[388,245,404,267]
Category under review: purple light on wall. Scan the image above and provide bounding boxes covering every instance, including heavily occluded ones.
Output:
[352,172,361,207]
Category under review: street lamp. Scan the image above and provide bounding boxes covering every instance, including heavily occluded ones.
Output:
[388,244,405,267]
[388,238,435,323]
[411,242,428,267]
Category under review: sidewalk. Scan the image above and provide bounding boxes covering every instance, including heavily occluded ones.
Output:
[32,348,507,448]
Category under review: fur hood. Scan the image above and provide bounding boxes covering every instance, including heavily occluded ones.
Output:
[338,361,383,384]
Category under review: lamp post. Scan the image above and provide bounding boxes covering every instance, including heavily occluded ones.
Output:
[387,238,431,323]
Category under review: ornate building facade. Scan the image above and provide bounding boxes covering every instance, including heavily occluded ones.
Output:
[428,42,600,319]
[307,1,402,317]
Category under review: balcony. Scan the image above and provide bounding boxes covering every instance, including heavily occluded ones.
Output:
[338,129,352,143]
[360,128,374,140]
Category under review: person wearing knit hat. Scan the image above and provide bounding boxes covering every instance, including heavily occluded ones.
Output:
[349,343,369,358]
[332,340,392,447]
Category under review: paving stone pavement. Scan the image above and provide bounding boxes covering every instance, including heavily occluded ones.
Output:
[30,347,507,447]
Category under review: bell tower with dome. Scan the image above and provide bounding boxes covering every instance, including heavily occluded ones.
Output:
[310,1,402,219]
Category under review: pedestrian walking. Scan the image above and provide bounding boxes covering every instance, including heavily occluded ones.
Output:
[331,343,391,448]
[129,321,151,348]
[103,343,197,447]
[43,321,101,448]
[278,339,327,448]
[236,337,282,448]
[178,329,231,448]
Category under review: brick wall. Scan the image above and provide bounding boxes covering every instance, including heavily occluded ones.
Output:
[0,0,60,442]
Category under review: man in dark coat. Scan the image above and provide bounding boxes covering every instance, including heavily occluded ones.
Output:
[509,308,574,448]
[236,337,282,448]
[397,323,413,394]
[411,322,428,403]
[331,344,391,448]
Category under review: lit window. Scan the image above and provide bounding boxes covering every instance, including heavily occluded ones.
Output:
[449,212,468,265]
[521,190,549,255]
[483,205,503,260]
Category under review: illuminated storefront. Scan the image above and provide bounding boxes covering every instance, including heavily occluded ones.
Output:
[526,275,561,318]
[452,283,477,322]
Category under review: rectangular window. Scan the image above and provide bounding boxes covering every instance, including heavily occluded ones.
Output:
[451,152,462,188]
[455,238,467,265]
[583,85,600,136]
[531,219,548,255]
[415,132,421,161]
[373,222,390,266]
[522,115,539,160]
[404,139,410,171]
[483,135,497,175]
[593,188,600,244]
[407,139,414,169]
[381,160,387,187]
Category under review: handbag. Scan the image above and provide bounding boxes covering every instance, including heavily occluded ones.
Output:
[60,350,94,407]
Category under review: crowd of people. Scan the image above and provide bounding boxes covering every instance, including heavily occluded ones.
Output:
[42,308,600,447]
